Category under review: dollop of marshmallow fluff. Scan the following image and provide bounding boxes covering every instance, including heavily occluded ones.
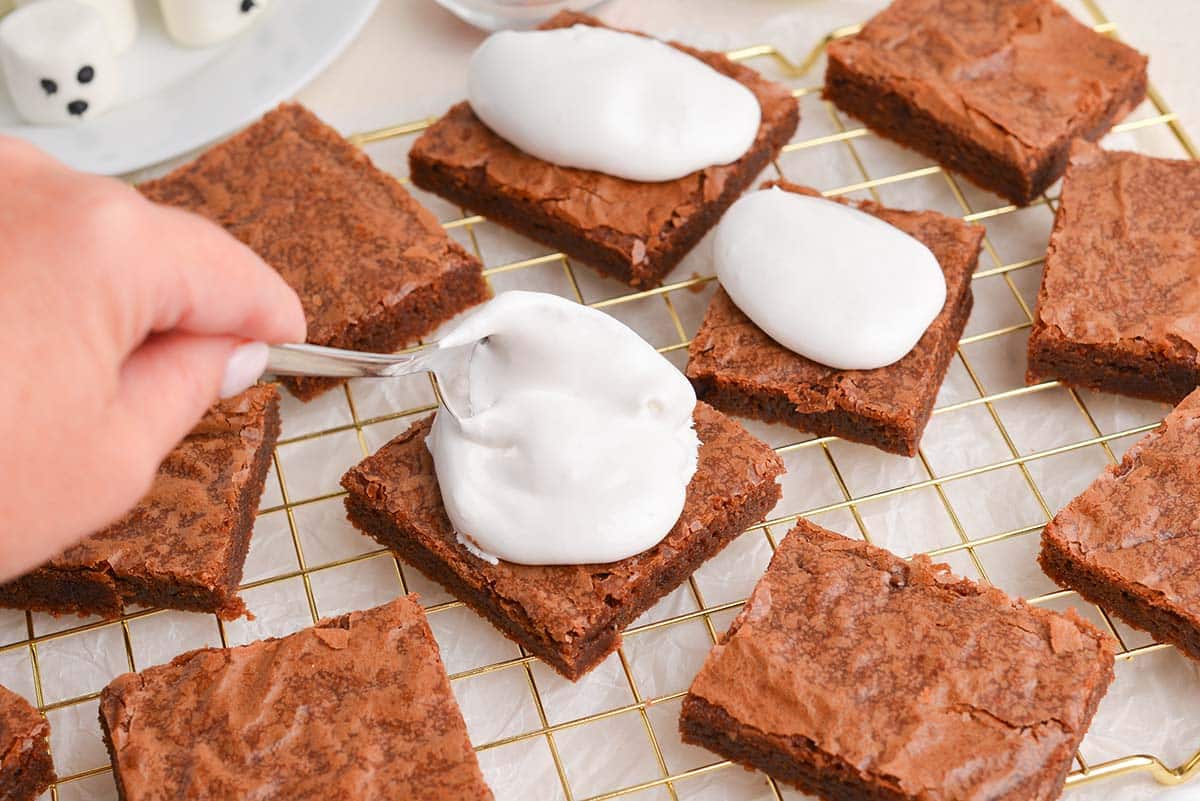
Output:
[715,189,947,370]
[427,291,700,565]
[466,25,761,182]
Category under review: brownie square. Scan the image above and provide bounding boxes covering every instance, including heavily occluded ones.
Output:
[825,0,1147,205]
[408,12,799,290]
[1027,142,1200,403]
[0,685,54,801]
[341,403,784,680]
[140,103,490,401]
[99,596,492,801]
[686,181,983,456]
[1041,388,1200,661]
[0,385,280,620]
[680,521,1116,801]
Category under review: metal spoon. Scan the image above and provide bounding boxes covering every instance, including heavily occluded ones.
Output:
[265,342,478,422]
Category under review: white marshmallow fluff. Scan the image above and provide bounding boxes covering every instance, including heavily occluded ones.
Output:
[0,0,119,124]
[427,291,700,566]
[158,0,269,48]
[15,0,137,52]
[715,188,948,371]
[467,25,761,182]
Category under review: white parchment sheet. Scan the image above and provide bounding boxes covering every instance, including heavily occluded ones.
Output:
[3,2,1199,799]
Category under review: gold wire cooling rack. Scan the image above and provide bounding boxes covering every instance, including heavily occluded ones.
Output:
[6,1,1200,799]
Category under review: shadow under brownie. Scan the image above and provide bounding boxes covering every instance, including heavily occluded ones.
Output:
[824,0,1147,206]
[1041,388,1200,662]
[1027,141,1200,403]
[0,684,54,801]
[686,181,983,456]
[408,11,799,291]
[0,385,280,620]
[99,596,492,801]
[681,520,1116,801]
[340,402,784,680]
[140,103,490,401]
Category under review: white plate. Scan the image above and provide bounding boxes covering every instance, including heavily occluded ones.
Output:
[0,0,379,175]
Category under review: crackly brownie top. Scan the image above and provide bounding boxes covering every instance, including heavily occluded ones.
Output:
[45,385,277,587]
[687,181,983,420]
[1034,141,1200,359]
[410,12,797,260]
[139,103,480,347]
[100,596,492,801]
[689,522,1115,801]
[828,0,1146,166]
[341,403,783,647]
[0,685,48,775]
[1045,388,1200,615]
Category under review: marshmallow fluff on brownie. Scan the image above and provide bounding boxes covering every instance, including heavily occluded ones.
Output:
[468,25,761,182]
[427,291,700,565]
[409,12,800,290]
[342,291,784,679]
[715,188,946,370]
[687,183,982,455]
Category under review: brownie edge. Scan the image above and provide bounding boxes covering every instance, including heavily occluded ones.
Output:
[0,685,55,801]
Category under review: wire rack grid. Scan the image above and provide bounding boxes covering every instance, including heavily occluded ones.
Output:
[3,2,1199,799]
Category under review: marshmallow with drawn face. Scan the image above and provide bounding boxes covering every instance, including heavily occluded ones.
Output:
[159,0,270,48]
[0,0,119,124]
[14,0,137,52]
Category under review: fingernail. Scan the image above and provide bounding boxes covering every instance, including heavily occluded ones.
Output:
[220,342,269,399]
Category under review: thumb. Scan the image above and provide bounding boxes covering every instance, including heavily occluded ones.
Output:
[113,333,268,463]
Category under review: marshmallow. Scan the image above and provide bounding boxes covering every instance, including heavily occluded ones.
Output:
[0,0,119,124]
[14,0,137,52]
[158,0,270,48]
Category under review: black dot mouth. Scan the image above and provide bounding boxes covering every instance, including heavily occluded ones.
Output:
[67,99,88,116]
[240,0,255,12]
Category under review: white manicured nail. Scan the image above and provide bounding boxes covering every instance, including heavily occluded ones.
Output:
[220,341,268,399]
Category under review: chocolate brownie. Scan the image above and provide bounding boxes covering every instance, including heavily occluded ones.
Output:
[341,403,784,680]
[140,103,490,401]
[825,0,1147,205]
[1027,142,1200,403]
[408,12,799,290]
[99,596,491,801]
[686,181,983,456]
[1041,388,1200,661]
[681,521,1116,801]
[0,685,54,801]
[0,385,280,620]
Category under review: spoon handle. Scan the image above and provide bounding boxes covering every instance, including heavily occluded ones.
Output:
[265,343,442,379]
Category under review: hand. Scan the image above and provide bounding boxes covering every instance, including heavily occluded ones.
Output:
[0,137,305,581]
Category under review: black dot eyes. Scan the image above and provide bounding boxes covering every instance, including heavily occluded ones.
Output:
[77,65,94,84]
[240,0,255,11]
[40,78,57,95]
